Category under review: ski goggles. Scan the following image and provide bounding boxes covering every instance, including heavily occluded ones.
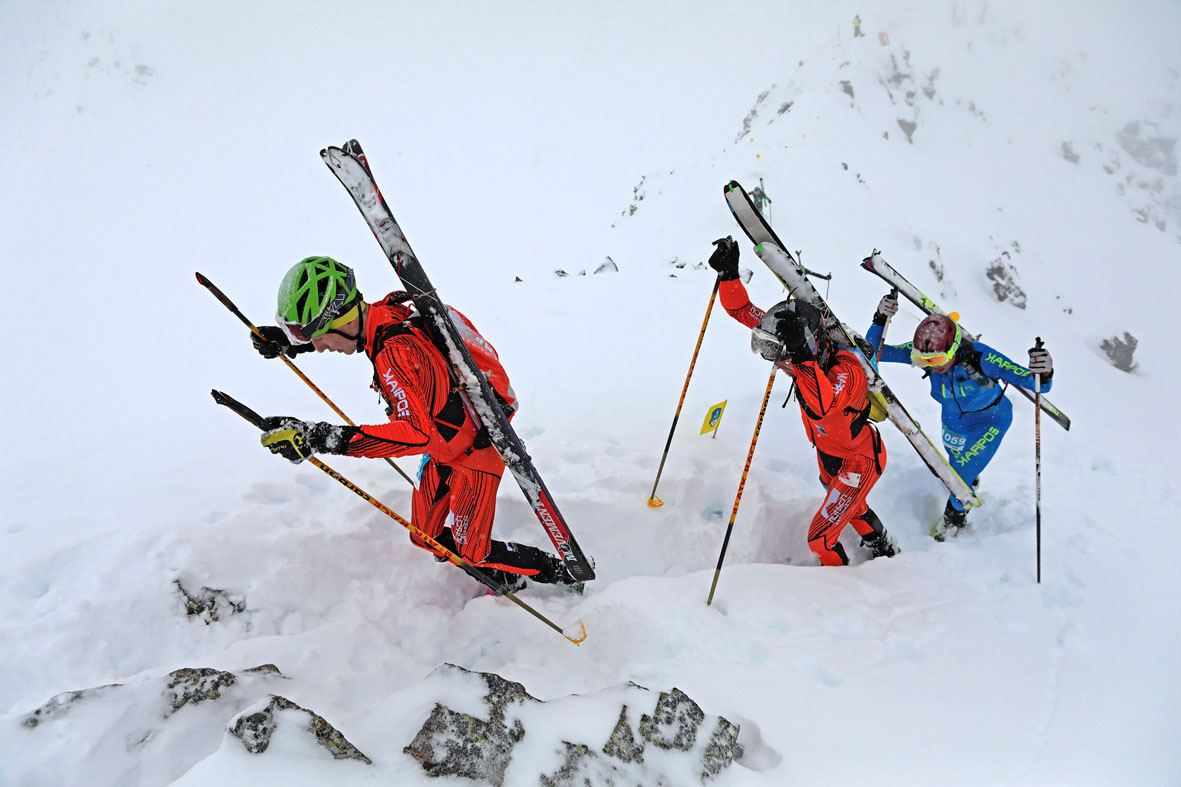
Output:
[278,302,361,345]
[910,325,962,368]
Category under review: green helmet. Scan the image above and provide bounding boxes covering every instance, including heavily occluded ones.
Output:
[276,256,363,343]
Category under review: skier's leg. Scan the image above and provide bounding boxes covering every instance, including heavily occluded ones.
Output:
[409,458,456,556]
[943,399,1013,514]
[806,456,878,565]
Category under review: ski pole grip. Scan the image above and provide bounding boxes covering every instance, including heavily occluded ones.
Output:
[196,272,262,335]
[211,389,266,429]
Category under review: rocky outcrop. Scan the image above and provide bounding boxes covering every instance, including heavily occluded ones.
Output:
[1100,332,1139,372]
[403,665,743,785]
[984,251,1027,309]
[174,578,245,623]
[230,695,371,763]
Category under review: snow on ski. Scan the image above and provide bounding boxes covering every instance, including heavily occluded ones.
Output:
[861,253,1071,431]
[723,180,980,509]
[320,141,595,582]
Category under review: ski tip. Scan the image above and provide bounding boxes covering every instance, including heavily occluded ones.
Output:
[564,620,587,645]
[210,389,226,404]
[194,271,208,285]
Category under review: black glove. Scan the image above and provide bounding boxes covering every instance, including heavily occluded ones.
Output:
[708,237,741,281]
[873,290,899,326]
[775,310,811,362]
[259,417,355,464]
[1028,343,1053,378]
[251,326,314,360]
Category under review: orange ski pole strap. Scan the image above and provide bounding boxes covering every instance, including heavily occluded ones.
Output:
[196,272,415,488]
[211,390,585,644]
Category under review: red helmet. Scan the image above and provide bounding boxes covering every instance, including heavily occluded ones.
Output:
[911,314,961,368]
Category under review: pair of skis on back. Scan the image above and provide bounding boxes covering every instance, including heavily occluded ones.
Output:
[723,181,1069,510]
[320,141,595,584]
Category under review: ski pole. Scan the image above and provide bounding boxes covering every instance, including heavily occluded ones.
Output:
[196,272,415,488]
[211,389,586,644]
[707,344,783,605]
[1033,337,1043,584]
[648,276,721,507]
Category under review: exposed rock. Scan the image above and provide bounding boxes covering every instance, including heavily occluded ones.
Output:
[734,89,771,143]
[640,688,704,751]
[174,578,245,623]
[403,666,536,786]
[1118,121,1177,176]
[1100,332,1138,372]
[540,742,659,787]
[403,666,743,785]
[701,717,743,779]
[1061,141,1080,164]
[230,694,371,763]
[15,665,291,786]
[405,704,521,786]
[603,705,645,764]
[242,664,283,675]
[595,257,619,274]
[897,118,917,144]
[166,668,237,714]
[984,253,1027,309]
[21,684,122,728]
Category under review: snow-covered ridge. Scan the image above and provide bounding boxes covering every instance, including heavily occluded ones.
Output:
[3,1,1180,784]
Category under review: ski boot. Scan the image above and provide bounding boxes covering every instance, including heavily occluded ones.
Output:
[861,530,899,559]
[481,568,528,596]
[537,554,594,595]
[931,501,969,542]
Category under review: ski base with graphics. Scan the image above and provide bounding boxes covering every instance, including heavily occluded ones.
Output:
[861,252,1071,431]
[320,140,594,583]
[723,180,979,510]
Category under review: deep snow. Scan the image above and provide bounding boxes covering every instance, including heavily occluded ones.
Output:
[3,0,1180,784]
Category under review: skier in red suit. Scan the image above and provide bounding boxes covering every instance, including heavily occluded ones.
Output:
[250,256,583,592]
[708,238,898,566]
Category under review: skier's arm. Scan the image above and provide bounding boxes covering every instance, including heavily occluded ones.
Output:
[709,236,765,328]
[976,343,1053,393]
[344,342,440,458]
[864,322,914,365]
[719,279,765,329]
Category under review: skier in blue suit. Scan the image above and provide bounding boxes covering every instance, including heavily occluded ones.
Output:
[866,292,1054,539]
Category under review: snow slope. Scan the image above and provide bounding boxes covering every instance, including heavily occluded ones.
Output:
[2,0,1180,784]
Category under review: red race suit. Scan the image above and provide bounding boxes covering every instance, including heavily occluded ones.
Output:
[720,279,888,566]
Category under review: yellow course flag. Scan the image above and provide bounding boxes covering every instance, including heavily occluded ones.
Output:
[700,400,728,435]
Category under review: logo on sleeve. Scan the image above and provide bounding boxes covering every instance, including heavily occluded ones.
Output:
[382,369,411,418]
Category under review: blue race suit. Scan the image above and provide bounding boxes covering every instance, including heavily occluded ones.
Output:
[866,322,1052,512]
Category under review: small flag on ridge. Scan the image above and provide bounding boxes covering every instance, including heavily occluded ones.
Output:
[700,400,727,437]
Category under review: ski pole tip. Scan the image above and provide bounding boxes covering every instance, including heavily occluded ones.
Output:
[565,620,587,645]
[647,496,664,508]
